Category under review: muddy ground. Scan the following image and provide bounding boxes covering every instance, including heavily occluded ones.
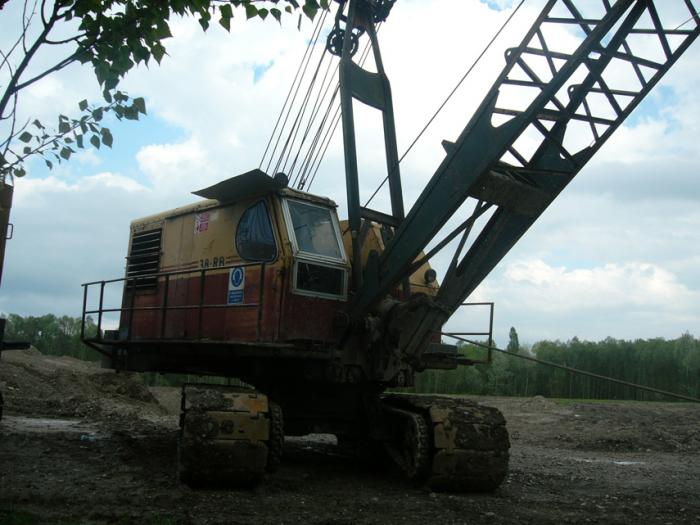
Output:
[1,348,699,524]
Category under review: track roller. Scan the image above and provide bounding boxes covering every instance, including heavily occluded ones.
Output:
[178,385,284,487]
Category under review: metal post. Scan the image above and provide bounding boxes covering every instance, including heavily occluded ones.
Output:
[96,281,105,340]
[160,273,170,339]
[197,269,206,339]
[80,284,88,340]
[338,0,363,292]
[488,302,494,364]
[257,263,266,341]
[127,279,136,341]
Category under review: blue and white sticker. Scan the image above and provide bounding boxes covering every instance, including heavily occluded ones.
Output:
[228,266,245,304]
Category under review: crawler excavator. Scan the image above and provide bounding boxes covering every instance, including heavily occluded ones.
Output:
[81,0,699,491]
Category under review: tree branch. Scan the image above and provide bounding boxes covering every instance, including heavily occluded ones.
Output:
[40,0,48,27]
[1,92,19,157]
[0,1,60,120]
[45,33,86,45]
[12,51,80,93]
[21,0,40,54]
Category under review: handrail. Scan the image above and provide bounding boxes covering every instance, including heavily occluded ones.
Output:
[81,261,268,344]
[439,301,495,365]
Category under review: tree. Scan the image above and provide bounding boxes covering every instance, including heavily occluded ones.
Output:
[0,0,328,180]
[507,326,520,353]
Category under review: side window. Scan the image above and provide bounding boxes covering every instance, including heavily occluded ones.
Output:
[236,200,277,262]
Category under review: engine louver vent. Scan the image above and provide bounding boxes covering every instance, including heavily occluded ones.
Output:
[126,229,162,288]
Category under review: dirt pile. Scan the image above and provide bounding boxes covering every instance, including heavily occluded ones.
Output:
[0,347,164,421]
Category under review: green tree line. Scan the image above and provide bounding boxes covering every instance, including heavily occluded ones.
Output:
[409,328,700,401]
[3,315,699,400]
[3,313,98,362]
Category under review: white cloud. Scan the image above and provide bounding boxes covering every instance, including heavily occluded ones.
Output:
[501,259,694,311]
[1,0,699,346]
[136,138,219,193]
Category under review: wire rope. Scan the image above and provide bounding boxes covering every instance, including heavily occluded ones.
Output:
[362,0,526,208]
[261,9,329,173]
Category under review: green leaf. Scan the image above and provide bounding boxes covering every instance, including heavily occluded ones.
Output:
[13,167,26,178]
[133,97,147,115]
[124,106,139,120]
[152,43,166,64]
[90,134,101,149]
[45,160,53,170]
[245,4,258,19]
[271,8,282,23]
[92,108,103,122]
[23,146,31,155]
[258,8,269,20]
[32,119,44,129]
[153,21,172,40]
[79,99,88,111]
[219,4,233,18]
[76,135,84,149]
[60,147,72,160]
[18,131,33,143]
[302,0,319,19]
[219,16,231,31]
[101,128,113,148]
[58,120,71,134]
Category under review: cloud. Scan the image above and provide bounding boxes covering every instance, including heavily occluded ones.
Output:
[501,259,694,311]
[447,258,700,345]
[136,138,220,194]
[1,0,699,347]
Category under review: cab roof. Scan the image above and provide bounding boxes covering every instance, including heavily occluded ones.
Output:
[130,169,337,228]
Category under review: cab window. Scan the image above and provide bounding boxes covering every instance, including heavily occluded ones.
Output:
[287,200,343,260]
[236,200,277,262]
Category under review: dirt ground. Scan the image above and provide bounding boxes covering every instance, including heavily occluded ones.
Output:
[1,348,699,524]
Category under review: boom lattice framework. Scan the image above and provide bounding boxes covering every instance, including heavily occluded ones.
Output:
[352,0,700,351]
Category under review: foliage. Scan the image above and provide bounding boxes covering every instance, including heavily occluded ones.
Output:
[506,326,519,353]
[0,0,329,179]
[7,313,697,402]
[408,332,700,402]
[3,312,99,361]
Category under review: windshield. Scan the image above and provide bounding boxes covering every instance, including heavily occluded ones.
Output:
[287,200,343,260]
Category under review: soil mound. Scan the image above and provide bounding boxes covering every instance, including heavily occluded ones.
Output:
[0,347,164,420]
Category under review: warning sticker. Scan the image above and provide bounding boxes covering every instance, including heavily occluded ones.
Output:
[194,212,210,234]
[228,266,245,304]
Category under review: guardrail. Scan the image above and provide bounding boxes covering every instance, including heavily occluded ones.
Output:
[441,301,495,365]
[81,262,267,343]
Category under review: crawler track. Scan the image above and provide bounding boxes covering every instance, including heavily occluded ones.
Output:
[178,386,282,487]
[382,394,510,492]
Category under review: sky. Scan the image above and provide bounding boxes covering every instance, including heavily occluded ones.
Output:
[1,0,699,347]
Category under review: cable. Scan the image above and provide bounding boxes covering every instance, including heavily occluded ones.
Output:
[261,9,329,173]
[260,10,326,170]
[363,0,526,208]
[303,30,377,191]
[447,334,700,404]
[274,45,330,175]
[288,53,339,185]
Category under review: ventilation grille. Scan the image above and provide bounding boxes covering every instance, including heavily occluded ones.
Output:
[126,229,162,288]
